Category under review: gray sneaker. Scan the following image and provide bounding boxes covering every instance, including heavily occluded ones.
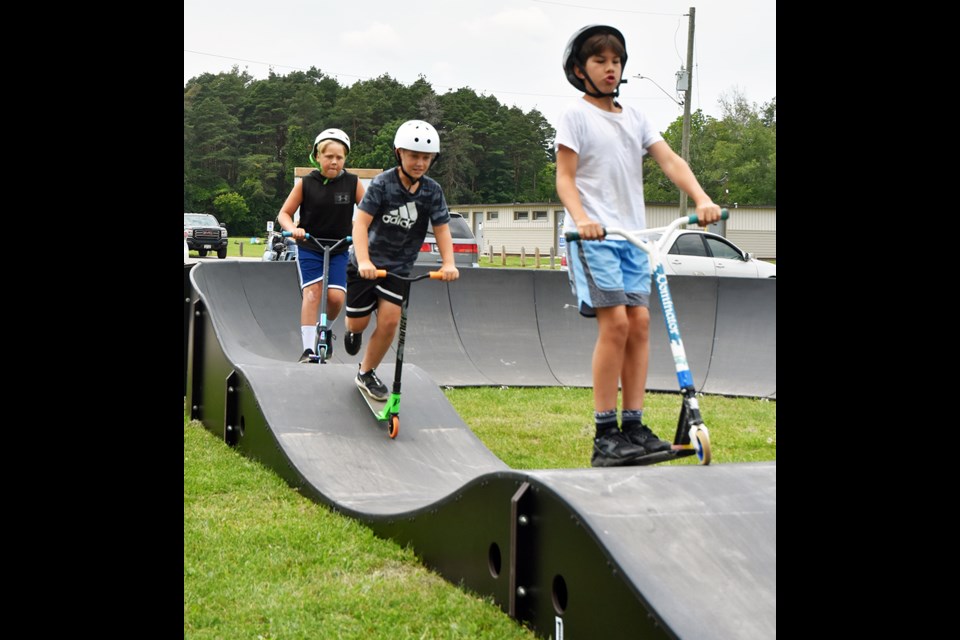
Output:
[356,368,388,401]
[591,429,647,467]
[622,423,672,453]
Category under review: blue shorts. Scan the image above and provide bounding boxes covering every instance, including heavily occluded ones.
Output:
[567,239,650,318]
[297,246,348,292]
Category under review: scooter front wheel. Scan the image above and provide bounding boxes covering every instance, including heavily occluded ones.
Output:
[693,427,711,465]
[387,415,400,439]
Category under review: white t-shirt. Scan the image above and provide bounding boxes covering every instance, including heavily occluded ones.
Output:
[555,99,663,233]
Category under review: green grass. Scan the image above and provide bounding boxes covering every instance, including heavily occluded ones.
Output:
[186,237,270,259]
[184,390,774,637]
[445,387,776,468]
[185,416,537,640]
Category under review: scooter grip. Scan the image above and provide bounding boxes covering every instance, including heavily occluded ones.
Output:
[281,231,311,238]
[428,271,444,279]
[564,229,607,242]
[685,209,729,225]
[374,269,388,278]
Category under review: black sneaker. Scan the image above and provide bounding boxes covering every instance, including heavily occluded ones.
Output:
[591,429,648,467]
[298,349,316,364]
[344,331,362,356]
[356,368,388,401]
[623,423,672,453]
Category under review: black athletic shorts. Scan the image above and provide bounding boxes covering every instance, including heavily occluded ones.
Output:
[345,263,405,318]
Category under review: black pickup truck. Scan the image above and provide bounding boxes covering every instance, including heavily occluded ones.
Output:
[184,213,228,259]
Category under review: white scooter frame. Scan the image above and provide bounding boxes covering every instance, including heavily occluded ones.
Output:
[566,209,729,465]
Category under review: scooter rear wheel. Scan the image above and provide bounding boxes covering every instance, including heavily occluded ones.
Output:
[388,415,400,439]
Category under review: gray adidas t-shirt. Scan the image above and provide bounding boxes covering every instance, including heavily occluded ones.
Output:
[353,168,451,275]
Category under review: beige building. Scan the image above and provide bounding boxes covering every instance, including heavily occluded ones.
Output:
[312,168,777,260]
[450,203,777,260]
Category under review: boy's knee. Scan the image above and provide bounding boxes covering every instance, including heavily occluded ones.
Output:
[302,287,321,305]
[628,307,650,334]
[599,318,630,343]
[377,314,400,333]
[346,315,370,333]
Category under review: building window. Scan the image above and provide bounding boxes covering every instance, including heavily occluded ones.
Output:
[487,211,498,221]
[533,211,548,221]
[514,211,529,221]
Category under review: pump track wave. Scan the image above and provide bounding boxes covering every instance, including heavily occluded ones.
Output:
[184,260,775,639]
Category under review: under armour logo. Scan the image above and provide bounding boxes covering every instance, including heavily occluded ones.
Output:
[334,193,351,204]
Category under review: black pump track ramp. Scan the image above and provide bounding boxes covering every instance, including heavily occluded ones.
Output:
[185,261,776,639]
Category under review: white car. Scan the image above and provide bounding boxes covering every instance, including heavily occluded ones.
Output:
[655,229,776,278]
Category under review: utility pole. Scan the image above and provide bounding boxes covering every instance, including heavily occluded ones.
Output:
[679,7,695,217]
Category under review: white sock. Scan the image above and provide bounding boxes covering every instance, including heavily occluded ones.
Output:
[301,326,315,351]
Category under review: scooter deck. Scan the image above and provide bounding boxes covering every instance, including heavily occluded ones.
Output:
[358,386,389,419]
[631,447,696,466]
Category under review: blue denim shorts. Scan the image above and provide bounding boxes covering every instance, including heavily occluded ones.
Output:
[566,239,650,317]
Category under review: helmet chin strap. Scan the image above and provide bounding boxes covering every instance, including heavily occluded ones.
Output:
[395,151,422,190]
[580,64,626,98]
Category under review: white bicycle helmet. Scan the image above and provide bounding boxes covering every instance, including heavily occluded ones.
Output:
[393,120,440,154]
[313,128,351,154]
[562,25,628,97]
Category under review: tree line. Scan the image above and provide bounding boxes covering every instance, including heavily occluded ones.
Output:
[184,67,775,235]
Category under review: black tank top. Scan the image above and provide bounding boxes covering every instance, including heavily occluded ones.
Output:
[298,170,358,254]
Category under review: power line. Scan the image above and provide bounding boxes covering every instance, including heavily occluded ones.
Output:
[530,0,679,16]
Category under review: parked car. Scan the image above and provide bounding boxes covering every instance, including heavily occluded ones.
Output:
[655,229,776,278]
[184,229,189,261]
[184,213,228,259]
[416,213,479,268]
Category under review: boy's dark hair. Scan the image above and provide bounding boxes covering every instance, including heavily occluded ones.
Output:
[578,33,626,66]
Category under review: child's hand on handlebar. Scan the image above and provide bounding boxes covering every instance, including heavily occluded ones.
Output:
[439,264,460,281]
[694,202,722,227]
[289,228,306,240]
[575,219,605,240]
[357,260,379,279]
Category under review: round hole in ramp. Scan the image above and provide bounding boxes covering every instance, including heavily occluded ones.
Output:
[488,543,501,578]
[552,574,568,614]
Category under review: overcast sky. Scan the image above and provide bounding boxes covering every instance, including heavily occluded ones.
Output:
[184,0,775,134]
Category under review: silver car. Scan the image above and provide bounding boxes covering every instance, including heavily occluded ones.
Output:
[416,213,479,268]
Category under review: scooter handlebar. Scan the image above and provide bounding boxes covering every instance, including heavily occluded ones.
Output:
[375,270,445,281]
[281,233,353,252]
[564,208,729,242]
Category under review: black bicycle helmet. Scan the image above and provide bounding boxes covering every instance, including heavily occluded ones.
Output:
[562,25,628,97]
